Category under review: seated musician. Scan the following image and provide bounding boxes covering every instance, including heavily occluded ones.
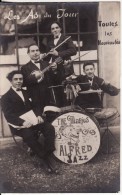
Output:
[1,70,58,174]
[73,62,119,109]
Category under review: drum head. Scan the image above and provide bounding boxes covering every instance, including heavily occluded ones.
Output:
[52,111,100,164]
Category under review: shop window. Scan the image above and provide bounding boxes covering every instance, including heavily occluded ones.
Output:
[0,2,98,70]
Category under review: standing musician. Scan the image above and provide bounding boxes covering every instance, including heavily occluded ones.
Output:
[44,21,77,106]
[74,62,120,109]
[1,70,57,173]
[21,44,53,116]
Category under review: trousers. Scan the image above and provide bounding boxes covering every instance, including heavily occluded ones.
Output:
[11,122,55,158]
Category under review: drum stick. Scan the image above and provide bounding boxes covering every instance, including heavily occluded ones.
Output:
[72,51,91,61]
[63,51,91,65]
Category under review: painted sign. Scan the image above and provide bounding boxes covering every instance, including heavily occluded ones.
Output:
[52,112,100,164]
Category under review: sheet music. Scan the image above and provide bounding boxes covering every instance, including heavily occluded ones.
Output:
[20,110,38,126]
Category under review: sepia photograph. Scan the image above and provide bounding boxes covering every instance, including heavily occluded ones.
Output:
[0,0,120,193]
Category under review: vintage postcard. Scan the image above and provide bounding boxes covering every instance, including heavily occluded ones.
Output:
[0,1,120,193]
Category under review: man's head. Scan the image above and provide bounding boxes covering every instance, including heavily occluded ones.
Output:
[27,44,40,61]
[83,62,95,78]
[51,21,62,38]
[7,70,23,89]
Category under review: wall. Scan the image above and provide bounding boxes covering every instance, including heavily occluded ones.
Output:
[98,2,120,114]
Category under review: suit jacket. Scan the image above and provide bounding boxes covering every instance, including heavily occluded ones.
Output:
[21,60,51,115]
[47,34,76,60]
[76,75,104,90]
[75,75,104,108]
[1,88,32,126]
[46,34,77,83]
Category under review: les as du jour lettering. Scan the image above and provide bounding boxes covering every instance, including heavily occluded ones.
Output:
[4,9,78,23]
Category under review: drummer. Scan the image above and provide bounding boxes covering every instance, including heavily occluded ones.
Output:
[74,62,119,109]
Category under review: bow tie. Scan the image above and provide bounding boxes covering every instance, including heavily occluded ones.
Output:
[54,36,59,39]
[16,88,22,91]
[87,77,93,81]
[34,60,40,63]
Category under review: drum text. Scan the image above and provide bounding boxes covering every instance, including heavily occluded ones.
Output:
[57,115,89,125]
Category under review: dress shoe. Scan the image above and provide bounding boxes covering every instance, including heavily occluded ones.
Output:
[42,158,54,174]
[44,155,59,174]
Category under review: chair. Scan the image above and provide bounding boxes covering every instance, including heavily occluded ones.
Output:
[9,125,30,153]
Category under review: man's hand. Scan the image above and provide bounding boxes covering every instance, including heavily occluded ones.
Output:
[49,49,58,56]
[23,121,33,128]
[40,53,47,59]
[37,116,44,124]
[31,70,44,80]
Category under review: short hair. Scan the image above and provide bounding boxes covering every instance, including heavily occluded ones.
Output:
[7,70,23,82]
[83,62,95,70]
[50,21,62,29]
[27,43,39,53]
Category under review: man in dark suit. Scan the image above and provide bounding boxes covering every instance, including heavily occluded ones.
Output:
[21,44,52,116]
[1,70,57,173]
[45,21,77,106]
[75,62,120,109]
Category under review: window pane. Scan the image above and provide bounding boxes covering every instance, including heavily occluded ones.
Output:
[39,35,51,53]
[80,33,97,51]
[0,36,16,55]
[0,36,17,65]
[0,5,15,34]
[16,5,37,34]
[18,36,37,65]
[67,34,79,61]
[79,3,98,32]
[39,4,58,33]
[64,4,78,33]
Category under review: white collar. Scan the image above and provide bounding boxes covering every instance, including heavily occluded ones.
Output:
[54,33,61,39]
[12,87,22,92]
[31,59,41,64]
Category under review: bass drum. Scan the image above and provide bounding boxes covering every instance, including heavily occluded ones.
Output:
[52,110,100,164]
